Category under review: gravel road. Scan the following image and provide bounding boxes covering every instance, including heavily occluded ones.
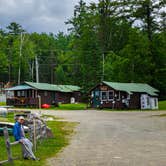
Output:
[39,110,166,166]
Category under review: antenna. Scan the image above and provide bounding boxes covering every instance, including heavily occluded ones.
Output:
[18,32,25,85]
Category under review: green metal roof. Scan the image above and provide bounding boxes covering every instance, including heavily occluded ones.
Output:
[103,81,159,96]
[5,85,33,91]
[6,82,80,93]
[25,82,80,92]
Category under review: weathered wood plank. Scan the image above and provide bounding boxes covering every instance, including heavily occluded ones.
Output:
[0,159,9,164]
[3,127,13,165]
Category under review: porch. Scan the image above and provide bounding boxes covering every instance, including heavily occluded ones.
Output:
[6,97,39,107]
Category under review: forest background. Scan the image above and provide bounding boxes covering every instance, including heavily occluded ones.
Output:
[0,0,165,99]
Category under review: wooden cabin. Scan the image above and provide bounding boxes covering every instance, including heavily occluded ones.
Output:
[90,81,159,110]
[6,82,81,107]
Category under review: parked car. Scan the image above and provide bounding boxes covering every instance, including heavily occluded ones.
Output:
[0,122,29,136]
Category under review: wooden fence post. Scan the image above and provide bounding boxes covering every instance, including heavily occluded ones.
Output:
[3,127,13,165]
[33,119,37,152]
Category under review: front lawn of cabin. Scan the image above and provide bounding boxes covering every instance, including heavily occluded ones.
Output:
[52,103,87,110]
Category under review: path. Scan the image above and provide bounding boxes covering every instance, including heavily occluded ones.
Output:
[39,110,166,166]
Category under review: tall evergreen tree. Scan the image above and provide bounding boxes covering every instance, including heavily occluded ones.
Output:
[67,0,102,92]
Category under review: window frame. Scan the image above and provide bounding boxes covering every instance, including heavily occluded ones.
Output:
[108,90,114,101]
[100,91,107,101]
[44,91,48,97]
[21,91,25,97]
[116,91,121,101]
[17,91,21,97]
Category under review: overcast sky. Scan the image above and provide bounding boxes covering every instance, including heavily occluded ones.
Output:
[0,0,97,34]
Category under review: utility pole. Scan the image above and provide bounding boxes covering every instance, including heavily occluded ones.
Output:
[35,56,39,83]
[18,32,25,85]
[31,60,34,81]
[102,53,105,81]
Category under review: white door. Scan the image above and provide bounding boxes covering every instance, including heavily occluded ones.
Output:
[150,97,158,109]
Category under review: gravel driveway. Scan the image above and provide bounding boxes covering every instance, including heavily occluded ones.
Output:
[40,110,166,166]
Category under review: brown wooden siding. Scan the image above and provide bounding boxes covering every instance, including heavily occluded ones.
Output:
[129,93,140,109]
[7,89,81,107]
[55,91,81,104]
[90,84,141,109]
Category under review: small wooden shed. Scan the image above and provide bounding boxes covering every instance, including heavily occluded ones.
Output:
[6,82,81,107]
[90,81,159,109]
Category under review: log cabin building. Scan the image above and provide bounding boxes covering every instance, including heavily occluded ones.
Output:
[90,81,159,110]
[6,82,81,107]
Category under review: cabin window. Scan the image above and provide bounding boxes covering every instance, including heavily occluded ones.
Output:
[21,91,25,97]
[95,91,100,97]
[17,91,21,97]
[17,91,25,97]
[108,91,114,100]
[116,91,120,100]
[44,91,48,96]
[101,91,107,101]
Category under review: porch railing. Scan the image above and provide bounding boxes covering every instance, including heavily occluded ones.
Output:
[6,97,38,107]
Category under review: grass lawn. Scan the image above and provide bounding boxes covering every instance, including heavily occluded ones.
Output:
[50,103,87,110]
[0,102,6,106]
[0,103,87,111]
[0,114,77,166]
[159,100,166,110]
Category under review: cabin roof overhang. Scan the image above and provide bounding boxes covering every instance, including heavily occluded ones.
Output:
[5,85,33,91]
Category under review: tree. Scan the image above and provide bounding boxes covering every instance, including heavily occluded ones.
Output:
[0,1,165,99]
[67,0,102,92]
[151,31,166,99]
[55,66,67,84]
[6,22,25,35]
[104,28,153,83]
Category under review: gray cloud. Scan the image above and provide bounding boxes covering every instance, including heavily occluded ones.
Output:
[0,0,97,34]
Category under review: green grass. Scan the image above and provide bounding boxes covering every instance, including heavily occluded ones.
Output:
[0,113,15,122]
[51,103,87,110]
[0,102,6,106]
[0,113,77,166]
[159,100,166,110]
[13,103,87,111]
